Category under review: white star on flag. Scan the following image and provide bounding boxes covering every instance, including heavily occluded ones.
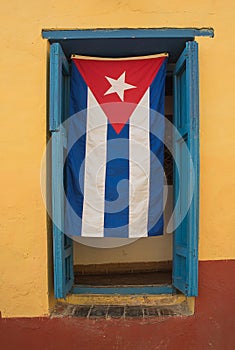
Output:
[104,71,136,101]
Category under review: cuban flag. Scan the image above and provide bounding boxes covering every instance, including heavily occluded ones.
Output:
[64,53,168,238]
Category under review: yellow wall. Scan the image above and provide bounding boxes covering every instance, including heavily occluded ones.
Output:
[0,0,235,317]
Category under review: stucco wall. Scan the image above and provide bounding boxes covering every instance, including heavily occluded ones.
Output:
[1,261,235,350]
[0,0,235,317]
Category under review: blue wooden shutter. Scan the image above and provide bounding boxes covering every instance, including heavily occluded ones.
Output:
[50,43,74,298]
[172,41,199,296]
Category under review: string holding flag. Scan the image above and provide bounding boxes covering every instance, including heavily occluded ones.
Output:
[65,53,168,238]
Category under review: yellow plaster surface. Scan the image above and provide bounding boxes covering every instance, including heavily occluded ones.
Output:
[0,0,235,317]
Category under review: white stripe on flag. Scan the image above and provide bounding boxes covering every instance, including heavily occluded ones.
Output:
[129,89,150,237]
[81,88,107,237]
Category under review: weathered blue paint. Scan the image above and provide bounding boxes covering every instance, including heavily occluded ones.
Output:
[50,44,70,131]
[42,28,214,40]
[72,285,175,295]
[50,43,74,298]
[173,41,199,296]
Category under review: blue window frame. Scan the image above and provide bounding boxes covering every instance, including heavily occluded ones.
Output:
[47,29,201,298]
[50,44,74,298]
[173,41,199,296]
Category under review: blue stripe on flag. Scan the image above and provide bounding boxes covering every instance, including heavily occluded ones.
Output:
[104,122,129,238]
[64,62,87,236]
[70,62,88,115]
[148,59,167,236]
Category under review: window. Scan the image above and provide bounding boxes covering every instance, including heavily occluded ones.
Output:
[44,29,203,298]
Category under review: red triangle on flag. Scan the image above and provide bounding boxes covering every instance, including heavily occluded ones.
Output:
[72,54,167,133]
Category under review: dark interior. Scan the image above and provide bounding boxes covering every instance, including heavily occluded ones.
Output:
[49,37,193,62]
[74,270,172,286]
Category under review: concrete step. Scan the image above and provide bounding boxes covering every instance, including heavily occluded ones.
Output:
[52,296,195,318]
